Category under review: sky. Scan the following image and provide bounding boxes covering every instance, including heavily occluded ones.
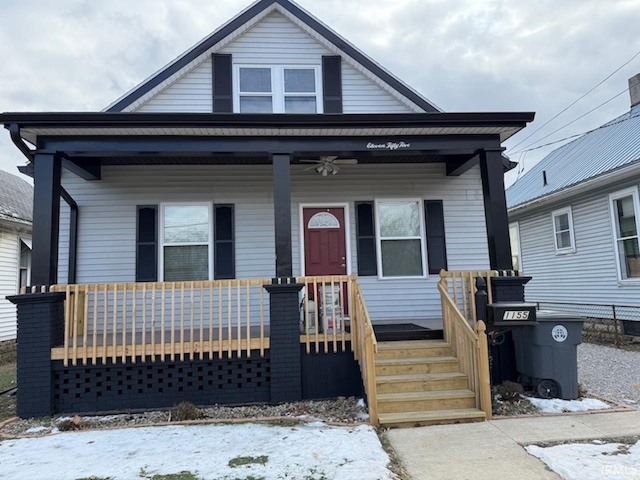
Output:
[1,0,639,187]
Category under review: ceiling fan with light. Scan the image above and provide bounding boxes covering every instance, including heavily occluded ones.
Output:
[299,155,358,176]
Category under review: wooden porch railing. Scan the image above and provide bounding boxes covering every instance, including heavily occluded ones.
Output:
[351,280,378,426]
[440,269,521,329]
[297,274,353,354]
[438,271,498,419]
[50,279,271,366]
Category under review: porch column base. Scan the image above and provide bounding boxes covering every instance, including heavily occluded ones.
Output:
[7,292,65,418]
[491,276,532,303]
[264,279,304,404]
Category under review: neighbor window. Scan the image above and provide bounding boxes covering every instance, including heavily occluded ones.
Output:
[609,188,640,281]
[237,66,321,113]
[375,200,426,278]
[161,204,212,281]
[18,239,31,291]
[509,223,521,271]
[551,207,575,253]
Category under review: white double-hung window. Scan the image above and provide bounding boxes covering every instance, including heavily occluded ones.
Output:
[236,66,321,113]
[551,207,576,254]
[160,203,213,281]
[609,187,640,281]
[375,200,426,278]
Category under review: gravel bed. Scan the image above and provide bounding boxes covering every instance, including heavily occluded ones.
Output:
[578,342,640,406]
[0,397,366,437]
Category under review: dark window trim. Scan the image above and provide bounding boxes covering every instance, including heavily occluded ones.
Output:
[136,205,158,282]
[214,204,235,279]
[355,201,377,276]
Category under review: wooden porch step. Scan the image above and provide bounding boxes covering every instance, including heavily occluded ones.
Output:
[378,408,486,428]
[375,356,459,375]
[376,372,468,394]
[377,389,476,414]
[376,340,452,359]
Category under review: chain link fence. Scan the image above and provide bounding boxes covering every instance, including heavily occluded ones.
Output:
[535,301,640,345]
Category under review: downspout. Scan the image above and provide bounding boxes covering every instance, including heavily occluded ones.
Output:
[9,123,79,284]
[9,123,33,162]
[60,187,78,284]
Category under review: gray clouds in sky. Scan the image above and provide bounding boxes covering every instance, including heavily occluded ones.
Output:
[1,0,639,185]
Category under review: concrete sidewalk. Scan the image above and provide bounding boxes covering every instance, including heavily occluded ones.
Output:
[387,410,640,480]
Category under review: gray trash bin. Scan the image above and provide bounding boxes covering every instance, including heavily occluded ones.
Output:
[512,311,584,399]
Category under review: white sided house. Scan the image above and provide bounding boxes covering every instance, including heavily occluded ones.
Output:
[507,74,640,338]
[3,0,533,424]
[0,169,32,348]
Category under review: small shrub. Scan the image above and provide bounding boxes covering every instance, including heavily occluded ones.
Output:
[169,402,201,422]
[495,380,524,402]
[578,383,588,398]
[57,415,87,431]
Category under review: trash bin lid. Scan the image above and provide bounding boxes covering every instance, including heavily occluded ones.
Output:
[536,310,585,322]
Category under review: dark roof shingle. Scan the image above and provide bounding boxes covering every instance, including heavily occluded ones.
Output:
[0,168,33,224]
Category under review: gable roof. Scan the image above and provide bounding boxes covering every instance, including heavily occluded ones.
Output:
[105,0,439,113]
[0,168,33,225]
[507,104,640,210]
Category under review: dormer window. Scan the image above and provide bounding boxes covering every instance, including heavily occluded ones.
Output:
[236,66,322,113]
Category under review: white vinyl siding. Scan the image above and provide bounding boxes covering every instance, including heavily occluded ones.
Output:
[512,180,640,311]
[59,163,489,323]
[0,224,31,342]
[133,11,415,114]
[136,58,213,113]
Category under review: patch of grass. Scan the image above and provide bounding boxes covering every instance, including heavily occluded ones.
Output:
[376,428,413,480]
[0,396,16,423]
[228,455,269,468]
[0,363,16,392]
[76,477,114,480]
[148,473,199,480]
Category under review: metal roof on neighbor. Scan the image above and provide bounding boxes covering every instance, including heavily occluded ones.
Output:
[507,104,640,209]
[0,168,33,224]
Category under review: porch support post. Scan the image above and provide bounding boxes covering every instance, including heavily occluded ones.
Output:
[7,292,66,418]
[479,148,512,270]
[264,280,304,403]
[271,153,293,277]
[31,153,62,286]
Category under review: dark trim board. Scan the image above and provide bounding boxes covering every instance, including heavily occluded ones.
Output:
[35,134,506,158]
[373,323,444,342]
[2,111,535,128]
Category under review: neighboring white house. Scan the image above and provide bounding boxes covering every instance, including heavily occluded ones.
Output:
[507,73,640,335]
[0,169,32,344]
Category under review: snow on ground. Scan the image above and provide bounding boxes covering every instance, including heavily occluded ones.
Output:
[527,440,640,480]
[525,396,611,414]
[0,422,394,480]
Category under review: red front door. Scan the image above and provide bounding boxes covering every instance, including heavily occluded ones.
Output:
[303,207,347,276]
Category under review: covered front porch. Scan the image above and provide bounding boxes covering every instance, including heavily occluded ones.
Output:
[4,111,532,422]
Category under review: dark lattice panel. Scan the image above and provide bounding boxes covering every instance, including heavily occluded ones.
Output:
[53,351,270,414]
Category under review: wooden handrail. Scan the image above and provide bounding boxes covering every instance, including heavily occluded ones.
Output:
[351,280,378,426]
[438,273,492,420]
